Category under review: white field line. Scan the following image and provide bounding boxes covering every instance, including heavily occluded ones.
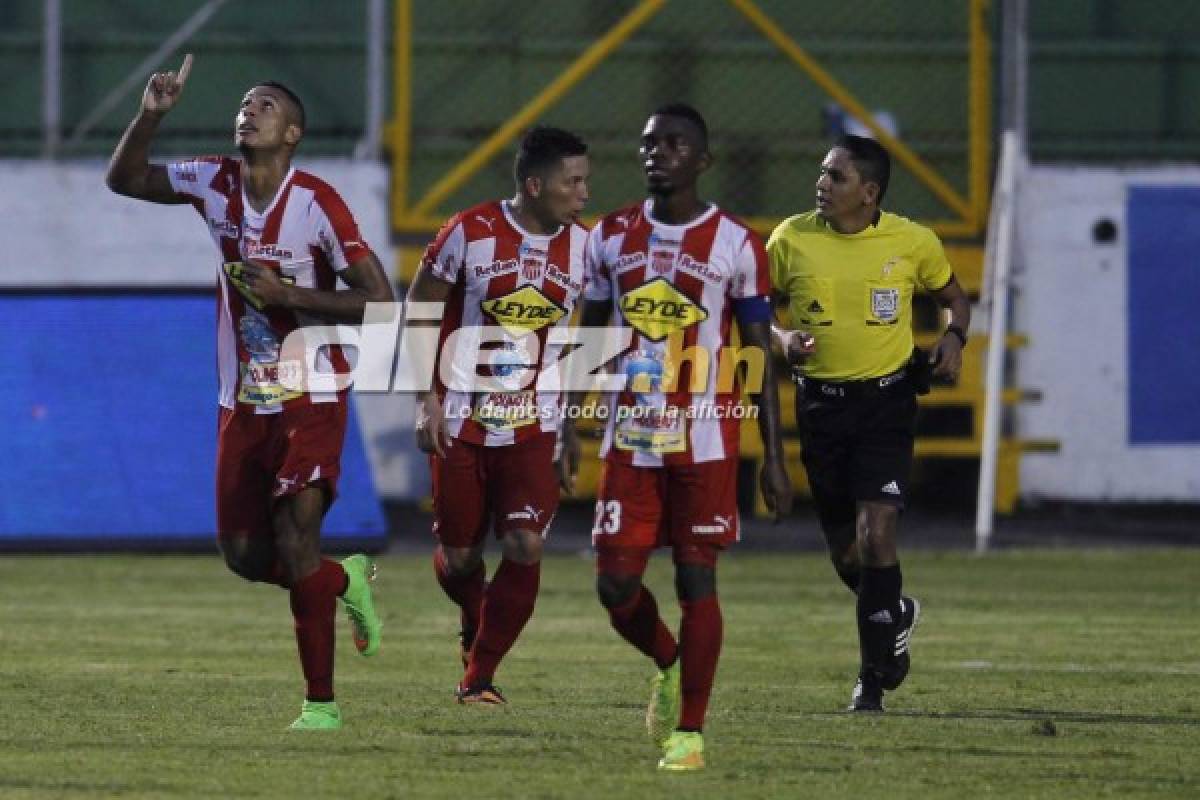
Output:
[949,660,1200,675]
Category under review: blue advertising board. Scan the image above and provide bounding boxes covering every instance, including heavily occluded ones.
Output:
[0,293,386,549]
[1127,187,1200,444]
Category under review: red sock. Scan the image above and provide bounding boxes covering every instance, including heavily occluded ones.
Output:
[289,559,344,701]
[607,587,678,670]
[433,548,486,643]
[265,560,288,588]
[463,558,540,688]
[677,595,723,731]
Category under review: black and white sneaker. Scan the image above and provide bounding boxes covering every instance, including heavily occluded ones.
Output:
[848,671,884,712]
[882,596,921,690]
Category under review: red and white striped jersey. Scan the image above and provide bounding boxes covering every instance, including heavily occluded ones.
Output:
[584,200,770,466]
[166,156,370,413]
[421,200,588,447]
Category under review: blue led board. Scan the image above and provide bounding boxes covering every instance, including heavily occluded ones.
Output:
[0,293,386,549]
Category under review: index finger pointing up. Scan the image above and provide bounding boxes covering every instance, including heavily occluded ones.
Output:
[177,53,193,86]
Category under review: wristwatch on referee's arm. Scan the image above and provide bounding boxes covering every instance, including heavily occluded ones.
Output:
[943,324,968,347]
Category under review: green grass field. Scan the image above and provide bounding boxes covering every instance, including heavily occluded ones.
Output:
[2,549,1198,799]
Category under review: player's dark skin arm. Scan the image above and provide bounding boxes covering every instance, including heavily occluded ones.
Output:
[738,319,793,523]
[106,54,192,204]
[106,114,189,203]
[237,254,394,324]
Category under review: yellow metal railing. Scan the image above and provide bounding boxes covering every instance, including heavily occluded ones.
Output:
[388,0,992,247]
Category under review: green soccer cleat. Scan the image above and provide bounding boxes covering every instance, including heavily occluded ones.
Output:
[658,731,705,771]
[289,700,342,731]
[646,659,681,746]
[340,555,382,657]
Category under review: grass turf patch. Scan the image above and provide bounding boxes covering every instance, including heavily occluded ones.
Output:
[1,549,1197,798]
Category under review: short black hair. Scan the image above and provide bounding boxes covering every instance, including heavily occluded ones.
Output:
[651,102,709,152]
[835,134,890,205]
[255,80,306,130]
[514,126,588,184]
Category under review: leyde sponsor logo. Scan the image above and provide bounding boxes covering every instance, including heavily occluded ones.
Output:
[619,278,708,342]
[481,284,567,335]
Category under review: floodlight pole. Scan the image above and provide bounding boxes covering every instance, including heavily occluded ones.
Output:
[42,0,62,158]
[355,0,387,160]
[1000,0,1028,151]
[975,0,1029,552]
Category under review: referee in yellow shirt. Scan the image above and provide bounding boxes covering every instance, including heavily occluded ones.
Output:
[768,135,970,712]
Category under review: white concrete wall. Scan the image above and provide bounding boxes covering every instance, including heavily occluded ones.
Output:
[0,159,422,500]
[0,159,390,287]
[1015,166,1200,501]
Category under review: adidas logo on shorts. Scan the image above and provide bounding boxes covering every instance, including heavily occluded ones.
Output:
[881,480,901,495]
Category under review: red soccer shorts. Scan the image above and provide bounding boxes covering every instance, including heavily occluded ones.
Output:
[431,431,560,548]
[591,458,740,553]
[215,399,347,540]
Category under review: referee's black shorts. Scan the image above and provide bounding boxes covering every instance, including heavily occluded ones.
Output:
[794,369,917,530]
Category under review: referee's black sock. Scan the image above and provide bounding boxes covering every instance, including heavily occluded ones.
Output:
[856,565,903,676]
[836,566,861,594]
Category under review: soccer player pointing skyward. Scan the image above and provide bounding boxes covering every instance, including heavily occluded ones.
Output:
[106,54,392,730]
[574,104,791,771]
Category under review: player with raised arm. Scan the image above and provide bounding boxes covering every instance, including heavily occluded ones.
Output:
[406,127,590,704]
[106,54,393,730]
[573,104,791,770]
